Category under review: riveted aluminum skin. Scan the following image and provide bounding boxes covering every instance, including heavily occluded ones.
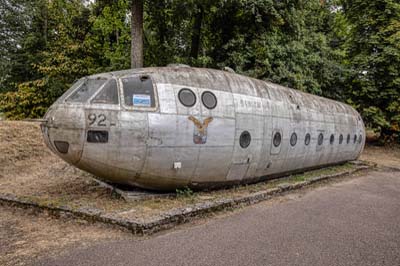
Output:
[41,67,366,191]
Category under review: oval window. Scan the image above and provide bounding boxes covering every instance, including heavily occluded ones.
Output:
[358,134,362,144]
[330,134,335,145]
[273,132,282,147]
[347,134,350,144]
[290,133,297,146]
[353,134,357,143]
[305,133,311,146]
[201,91,217,109]
[240,131,251,148]
[318,133,324,145]
[339,134,343,144]
[178,88,196,107]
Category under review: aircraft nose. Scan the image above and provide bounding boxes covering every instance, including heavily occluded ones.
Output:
[40,103,85,164]
[41,106,57,153]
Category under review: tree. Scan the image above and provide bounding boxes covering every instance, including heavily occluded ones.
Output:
[0,0,97,118]
[0,0,397,143]
[0,0,38,93]
[131,0,143,68]
[89,0,131,71]
[342,0,400,139]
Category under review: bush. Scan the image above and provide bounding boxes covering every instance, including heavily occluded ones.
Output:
[0,78,66,119]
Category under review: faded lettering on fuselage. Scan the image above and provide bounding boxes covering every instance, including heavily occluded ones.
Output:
[240,99,262,109]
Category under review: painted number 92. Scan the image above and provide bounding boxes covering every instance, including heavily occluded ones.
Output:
[88,113,107,126]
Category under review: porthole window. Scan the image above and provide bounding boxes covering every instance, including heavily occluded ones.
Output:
[347,134,350,144]
[318,133,324,145]
[201,91,217,109]
[339,134,343,144]
[305,133,311,146]
[290,133,297,146]
[273,132,282,147]
[330,134,335,145]
[240,131,251,148]
[178,88,196,107]
[358,134,362,144]
[353,134,357,143]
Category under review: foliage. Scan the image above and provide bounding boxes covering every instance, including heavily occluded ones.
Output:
[89,0,131,71]
[342,0,400,138]
[0,78,58,119]
[0,0,97,118]
[0,0,399,141]
[176,186,194,198]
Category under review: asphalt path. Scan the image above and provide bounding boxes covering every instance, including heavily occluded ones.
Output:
[37,169,400,266]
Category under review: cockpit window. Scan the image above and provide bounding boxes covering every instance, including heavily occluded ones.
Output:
[66,77,107,103]
[121,75,155,108]
[91,79,119,104]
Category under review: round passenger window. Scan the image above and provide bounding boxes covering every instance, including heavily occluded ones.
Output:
[201,91,217,109]
[305,133,311,146]
[339,134,343,144]
[353,134,357,143]
[178,88,196,107]
[290,133,297,146]
[330,134,335,145]
[318,133,324,145]
[240,131,251,148]
[358,134,362,144]
[347,134,350,144]
[273,132,282,147]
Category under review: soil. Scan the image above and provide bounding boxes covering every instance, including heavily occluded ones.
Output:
[0,121,112,204]
[359,144,400,169]
[0,205,131,266]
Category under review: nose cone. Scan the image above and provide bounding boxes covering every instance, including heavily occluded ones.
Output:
[41,103,85,165]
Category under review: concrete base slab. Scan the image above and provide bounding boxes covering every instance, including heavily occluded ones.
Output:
[92,179,175,201]
[0,162,373,235]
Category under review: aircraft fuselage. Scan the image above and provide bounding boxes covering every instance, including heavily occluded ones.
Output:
[41,67,365,190]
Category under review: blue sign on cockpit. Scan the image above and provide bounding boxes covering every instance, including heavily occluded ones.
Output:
[133,94,151,107]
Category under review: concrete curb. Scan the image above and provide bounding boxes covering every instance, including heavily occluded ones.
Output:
[0,164,372,235]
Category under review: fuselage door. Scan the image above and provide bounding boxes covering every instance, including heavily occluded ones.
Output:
[230,94,264,180]
[79,78,122,180]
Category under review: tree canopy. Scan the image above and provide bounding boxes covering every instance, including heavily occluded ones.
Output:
[0,0,399,141]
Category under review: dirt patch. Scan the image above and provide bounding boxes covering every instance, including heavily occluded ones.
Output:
[360,144,400,169]
[0,205,130,266]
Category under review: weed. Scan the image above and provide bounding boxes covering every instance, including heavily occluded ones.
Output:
[176,186,194,198]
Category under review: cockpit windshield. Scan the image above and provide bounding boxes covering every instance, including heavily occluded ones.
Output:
[91,79,119,104]
[66,77,107,103]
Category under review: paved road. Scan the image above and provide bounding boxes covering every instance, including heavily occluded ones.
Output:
[37,170,400,266]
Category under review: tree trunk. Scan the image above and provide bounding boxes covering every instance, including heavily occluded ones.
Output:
[190,5,204,60]
[116,30,119,45]
[131,0,143,68]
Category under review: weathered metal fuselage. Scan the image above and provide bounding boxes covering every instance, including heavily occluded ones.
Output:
[41,67,365,190]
